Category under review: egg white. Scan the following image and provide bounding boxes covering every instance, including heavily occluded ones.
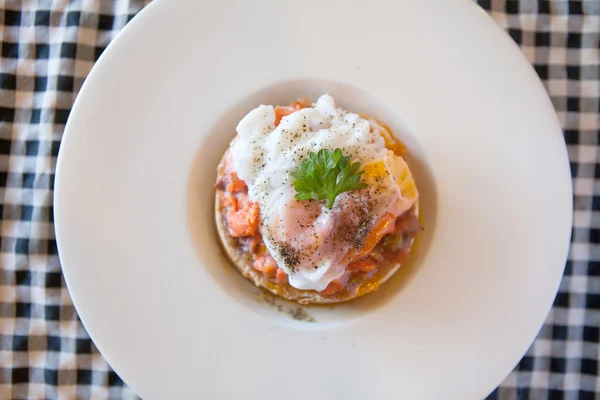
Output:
[230,95,416,291]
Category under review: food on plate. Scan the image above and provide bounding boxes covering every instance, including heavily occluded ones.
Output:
[215,95,420,304]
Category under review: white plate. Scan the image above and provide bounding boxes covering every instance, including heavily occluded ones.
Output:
[54,0,572,399]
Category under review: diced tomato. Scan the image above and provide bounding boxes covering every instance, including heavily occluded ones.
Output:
[274,99,311,126]
[226,172,248,193]
[274,106,296,126]
[219,191,237,209]
[227,201,259,237]
[253,254,278,277]
[347,258,377,273]
[320,272,350,295]
[290,97,311,110]
[275,268,288,284]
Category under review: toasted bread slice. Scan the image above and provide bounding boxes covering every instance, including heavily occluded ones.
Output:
[215,194,418,304]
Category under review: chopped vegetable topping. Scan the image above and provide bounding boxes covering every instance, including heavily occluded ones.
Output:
[291,148,367,209]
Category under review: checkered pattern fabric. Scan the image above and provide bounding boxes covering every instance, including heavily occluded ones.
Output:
[0,0,597,399]
[1,1,150,398]
[481,2,600,399]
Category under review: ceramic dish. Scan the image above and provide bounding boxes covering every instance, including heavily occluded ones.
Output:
[54,0,572,398]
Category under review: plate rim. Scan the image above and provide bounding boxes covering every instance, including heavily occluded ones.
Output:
[54,0,573,398]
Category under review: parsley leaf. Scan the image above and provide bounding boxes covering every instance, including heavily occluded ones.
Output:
[291,148,367,209]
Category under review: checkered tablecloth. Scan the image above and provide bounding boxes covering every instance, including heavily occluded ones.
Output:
[0,0,598,399]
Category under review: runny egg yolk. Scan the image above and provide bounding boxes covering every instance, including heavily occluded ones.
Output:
[362,151,418,208]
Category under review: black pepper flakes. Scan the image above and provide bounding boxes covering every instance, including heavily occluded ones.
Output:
[274,240,301,273]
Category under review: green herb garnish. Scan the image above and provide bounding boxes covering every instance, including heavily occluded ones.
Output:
[291,148,367,209]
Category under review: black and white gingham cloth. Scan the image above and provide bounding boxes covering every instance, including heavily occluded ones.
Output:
[0,1,598,399]
[1,1,149,398]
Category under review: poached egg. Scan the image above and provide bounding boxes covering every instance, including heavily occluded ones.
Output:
[230,95,418,291]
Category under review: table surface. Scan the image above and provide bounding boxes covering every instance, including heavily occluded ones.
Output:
[1,1,598,399]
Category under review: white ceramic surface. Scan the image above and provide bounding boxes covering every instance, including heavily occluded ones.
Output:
[54,0,572,399]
